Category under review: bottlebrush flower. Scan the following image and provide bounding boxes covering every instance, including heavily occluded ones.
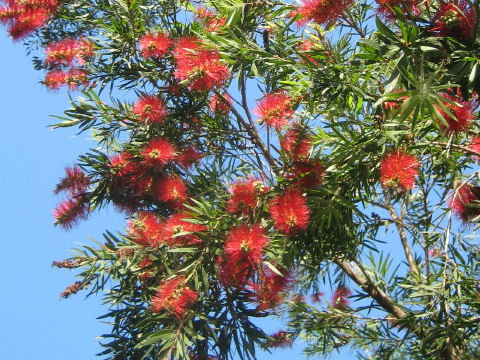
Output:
[249,266,291,311]
[174,37,230,91]
[126,211,163,247]
[280,124,312,160]
[450,182,480,223]
[210,93,232,114]
[138,256,154,281]
[162,213,207,247]
[226,178,265,214]
[224,224,268,266]
[151,277,198,318]
[195,6,227,32]
[152,176,188,205]
[297,39,319,65]
[141,138,177,167]
[311,292,325,303]
[0,0,61,40]
[436,92,475,134]
[109,152,138,179]
[133,95,167,123]
[54,165,89,196]
[375,0,421,21]
[266,331,294,348]
[382,89,408,112]
[269,188,310,234]
[469,137,480,159]
[379,151,419,191]
[109,152,149,190]
[432,1,476,41]
[219,224,268,287]
[291,0,353,26]
[138,32,172,59]
[177,146,203,168]
[108,152,152,211]
[173,37,202,59]
[44,69,89,90]
[291,160,324,188]
[43,70,68,90]
[44,37,93,66]
[217,255,252,287]
[331,286,351,309]
[53,197,89,230]
[253,91,294,129]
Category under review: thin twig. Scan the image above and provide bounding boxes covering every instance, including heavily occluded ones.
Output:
[382,189,420,276]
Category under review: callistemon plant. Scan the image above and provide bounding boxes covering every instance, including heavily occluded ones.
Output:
[6,0,480,358]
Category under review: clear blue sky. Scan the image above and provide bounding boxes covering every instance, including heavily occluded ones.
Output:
[0,32,353,360]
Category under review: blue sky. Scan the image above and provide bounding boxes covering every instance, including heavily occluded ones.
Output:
[0,32,356,360]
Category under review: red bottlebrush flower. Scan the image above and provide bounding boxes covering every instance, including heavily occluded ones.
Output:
[177,146,203,168]
[138,32,172,59]
[109,152,138,179]
[195,6,227,32]
[217,255,252,287]
[218,224,269,287]
[138,256,154,281]
[291,0,353,26]
[126,211,163,247]
[291,160,324,188]
[382,89,409,112]
[44,70,67,90]
[0,0,60,40]
[311,292,324,303]
[450,183,480,223]
[253,91,294,129]
[379,151,419,191]
[226,178,265,214]
[436,92,475,134]
[249,266,291,311]
[44,69,89,90]
[133,95,167,124]
[210,93,232,114]
[108,152,152,211]
[64,68,89,90]
[139,256,152,268]
[141,138,177,167]
[151,277,198,318]
[469,137,480,159]
[174,37,230,91]
[291,293,306,303]
[54,165,89,196]
[331,286,351,309]
[280,124,312,160]
[173,36,202,59]
[162,213,207,247]
[269,188,310,234]
[44,37,93,66]
[266,331,294,349]
[297,39,319,65]
[53,197,89,230]
[375,0,421,21]
[432,1,476,42]
[152,176,188,205]
[224,224,268,270]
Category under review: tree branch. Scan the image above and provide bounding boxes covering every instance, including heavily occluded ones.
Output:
[382,189,420,277]
[217,90,277,169]
[335,258,406,320]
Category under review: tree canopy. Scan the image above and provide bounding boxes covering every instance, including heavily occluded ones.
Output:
[3,0,480,359]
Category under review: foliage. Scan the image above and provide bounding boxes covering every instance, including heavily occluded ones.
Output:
[5,0,480,359]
